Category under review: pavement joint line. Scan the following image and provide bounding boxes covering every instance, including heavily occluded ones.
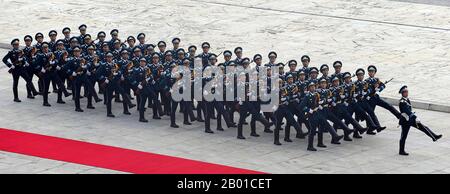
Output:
[190,0,450,32]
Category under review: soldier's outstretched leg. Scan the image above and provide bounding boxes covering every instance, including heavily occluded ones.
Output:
[139,92,148,122]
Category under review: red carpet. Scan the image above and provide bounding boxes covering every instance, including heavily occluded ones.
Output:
[0,128,263,174]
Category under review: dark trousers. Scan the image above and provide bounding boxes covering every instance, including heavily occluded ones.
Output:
[369,95,401,119]
[237,102,269,137]
[10,68,36,99]
[182,100,195,123]
[274,105,302,143]
[104,81,131,115]
[42,71,69,104]
[138,86,157,120]
[332,104,366,132]
[400,122,439,153]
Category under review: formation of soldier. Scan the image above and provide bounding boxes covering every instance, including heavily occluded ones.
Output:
[2,25,442,155]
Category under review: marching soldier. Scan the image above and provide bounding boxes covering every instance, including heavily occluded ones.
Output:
[171,38,181,59]
[300,55,311,79]
[131,57,157,122]
[366,65,402,121]
[136,33,147,54]
[319,64,331,84]
[108,29,120,50]
[301,81,343,151]
[95,31,107,53]
[2,39,38,102]
[33,42,71,107]
[398,86,442,155]
[264,51,277,67]
[157,41,167,63]
[64,46,100,112]
[96,52,135,117]
[48,30,58,52]
[62,27,72,50]
[77,24,88,45]
[331,61,343,83]
[353,69,385,135]
[233,47,243,65]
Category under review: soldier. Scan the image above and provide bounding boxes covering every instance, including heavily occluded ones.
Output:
[157,41,167,63]
[148,53,164,119]
[179,58,196,124]
[48,30,58,52]
[171,38,181,59]
[2,39,38,102]
[77,24,88,45]
[282,73,309,140]
[301,81,343,151]
[397,86,442,155]
[329,76,367,141]
[274,83,305,145]
[331,61,343,83]
[95,31,107,53]
[64,46,99,112]
[198,42,211,67]
[233,47,243,66]
[34,32,44,53]
[126,36,136,54]
[131,57,156,122]
[96,52,135,117]
[287,60,298,82]
[34,42,71,107]
[81,34,95,56]
[53,40,70,104]
[353,69,385,135]
[300,55,311,79]
[319,64,331,84]
[83,44,103,108]
[236,70,271,139]
[145,44,156,61]
[136,33,147,54]
[108,29,119,50]
[366,65,402,121]
[264,51,277,67]
[62,27,72,50]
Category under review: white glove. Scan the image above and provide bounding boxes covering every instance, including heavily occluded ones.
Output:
[332,102,337,107]
[25,62,29,67]
[86,71,91,76]
[72,72,77,77]
[113,72,118,76]
[327,98,332,102]
[138,84,143,89]
[362,92,367,95]
[95,63,100,67]
[105,79,109,84]
[121,75,124,81]
[366,96,371,100]
[319,105,323,110]
[56,66,61,70]
[41,68,46,73]
[82,65,87,69]
[353,93,357,98]
[319,100,324,104]
[340,95,346,99]
[239,101,243,105]
[10,65,15,69]
[309,109,314,114]
[344,102,349,106]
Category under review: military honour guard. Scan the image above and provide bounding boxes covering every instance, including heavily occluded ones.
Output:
[3,25,443,155]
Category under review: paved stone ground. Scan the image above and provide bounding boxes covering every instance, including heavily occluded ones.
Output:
[0,65,449,174]
[1,0,450,174]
